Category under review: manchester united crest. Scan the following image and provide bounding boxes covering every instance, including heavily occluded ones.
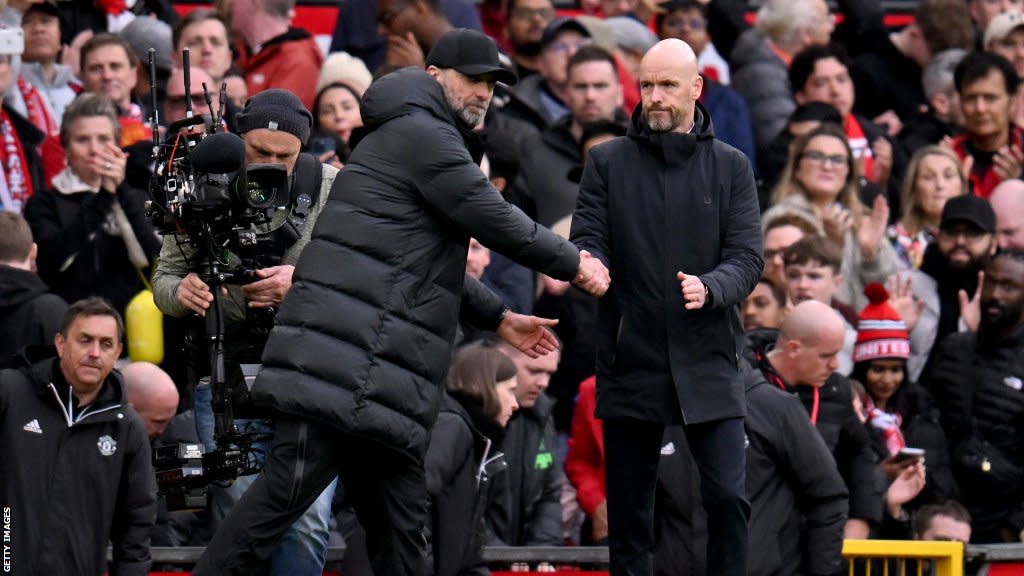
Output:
[97,435,117,456]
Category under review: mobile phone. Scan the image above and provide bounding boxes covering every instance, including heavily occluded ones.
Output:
[892,447,925,465]
[308,136,336,157]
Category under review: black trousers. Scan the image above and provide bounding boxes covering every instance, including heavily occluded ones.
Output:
[193,418,430,576]
[603,416,750,576]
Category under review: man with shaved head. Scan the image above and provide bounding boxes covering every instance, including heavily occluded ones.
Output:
[571,38,763,576]
[757,300,884,540]
[990,179,1024,250]
[123,361,180,439]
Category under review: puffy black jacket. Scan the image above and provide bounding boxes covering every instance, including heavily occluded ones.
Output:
[426,392,502,576]
[654,368,848,576]
[485,394,563,546]
[925,326,1024,540]
[252,68,580,459]
[571,102,764,425]
[0,266,66,367]
[0,347,156,575]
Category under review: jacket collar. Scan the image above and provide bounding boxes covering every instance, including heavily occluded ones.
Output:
[627,100,715,162]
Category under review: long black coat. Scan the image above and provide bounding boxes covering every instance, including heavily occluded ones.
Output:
[570,103,764,425]
[252,68,580,459]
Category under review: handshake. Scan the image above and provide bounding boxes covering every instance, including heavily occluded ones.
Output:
[572,250,611,296]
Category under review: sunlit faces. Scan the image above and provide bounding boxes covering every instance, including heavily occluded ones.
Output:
[176,17,233,82]
[742,280,787,331]
[960,70,1014,142]
[784,260,842,305]
[795,56,854,119]
[65,115,118,187]
[863,358,905,409]
[82,43,138,109]
[912,153,964,223]
[763,224,806,285]
[568,60,622,125]
[55,314,123,399]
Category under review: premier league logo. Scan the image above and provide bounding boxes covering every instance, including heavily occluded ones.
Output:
[97,435,117,456]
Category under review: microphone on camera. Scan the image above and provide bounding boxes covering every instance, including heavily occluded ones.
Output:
[191,132,246,174]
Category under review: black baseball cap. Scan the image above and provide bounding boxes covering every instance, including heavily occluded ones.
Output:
[25,0,60,19]
[426,29,518,86]
[940,194,996,234]
[540,17,590,49]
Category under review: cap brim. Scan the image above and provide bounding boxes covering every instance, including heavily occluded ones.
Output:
[941,216,992,234]
[457,64,518,86]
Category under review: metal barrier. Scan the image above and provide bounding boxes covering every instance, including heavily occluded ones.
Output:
[842,540,964,576]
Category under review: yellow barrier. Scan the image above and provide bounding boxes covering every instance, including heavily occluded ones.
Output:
[843,540,964,576]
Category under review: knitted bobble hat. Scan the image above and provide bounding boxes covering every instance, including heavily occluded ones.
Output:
[853,283,911,363]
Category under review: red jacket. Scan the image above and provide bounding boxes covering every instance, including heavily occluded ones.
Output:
[564,376,605,516]
[950,126,1024,199]
[238,28,324,110]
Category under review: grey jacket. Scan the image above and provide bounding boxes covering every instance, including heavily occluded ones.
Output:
[152,162,338,323]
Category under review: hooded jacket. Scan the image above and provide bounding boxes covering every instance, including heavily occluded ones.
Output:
[251,68,580,459]
[238,28,324,110]
[0,265,66,367]
[426,392,502,576]
[0,347,156,576]
[728,29,795,159]
[654,368,848,576]
[570,102,764,425]
[485,393,563,546]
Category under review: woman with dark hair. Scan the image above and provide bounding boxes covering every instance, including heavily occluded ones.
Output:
[426,342,519,576]
[849,283,956,507]
[308,81,363,167]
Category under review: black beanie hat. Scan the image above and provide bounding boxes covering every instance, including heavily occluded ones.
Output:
[235,89,313,145]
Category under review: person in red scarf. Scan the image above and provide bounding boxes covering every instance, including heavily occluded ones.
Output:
[0,48,44,213]
[850,283,956,506]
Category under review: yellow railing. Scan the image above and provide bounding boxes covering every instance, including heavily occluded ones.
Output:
[843,540,964,576]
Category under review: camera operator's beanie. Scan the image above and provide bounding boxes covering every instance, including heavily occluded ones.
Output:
[236,89,313,145]
[853,283,910,363]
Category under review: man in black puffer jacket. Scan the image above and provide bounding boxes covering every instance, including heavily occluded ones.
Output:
[195,30,608,576]
[925,250,1024,543]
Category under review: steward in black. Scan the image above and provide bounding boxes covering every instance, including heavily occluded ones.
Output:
[0,346,156,576]
[0,264,66,367]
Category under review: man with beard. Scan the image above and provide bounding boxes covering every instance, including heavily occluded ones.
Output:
[912,194,997,371]
[925,249,1024,543]
[504,0,555,78]
[570,38,763,576]
[193,29,610,576]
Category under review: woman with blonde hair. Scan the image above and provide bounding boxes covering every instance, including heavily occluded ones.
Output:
[888,145,967,268]
[763,122,902,309]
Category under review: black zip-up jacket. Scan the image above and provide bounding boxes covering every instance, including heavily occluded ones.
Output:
[571,102,763,425]
[749,329,884,526]
[426,392,503,576]
[0,265,66,367]
[0,347,157,575]
[485,393,563,546]
[655,368,848,576]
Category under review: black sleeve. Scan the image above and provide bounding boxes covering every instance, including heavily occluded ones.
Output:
[838,412,885,525]
[775,394,849,576]
[833,0,886,56]
[700,151,765,308]
[109,419,158,576]
[461,275,507,332]
[570,148,613,269]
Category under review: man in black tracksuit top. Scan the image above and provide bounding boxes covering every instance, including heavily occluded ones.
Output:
[0,298,156,575]
[655,366,849,576]
[750,302,884,538]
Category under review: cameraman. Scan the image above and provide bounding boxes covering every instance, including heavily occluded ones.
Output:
[152,89,338,575]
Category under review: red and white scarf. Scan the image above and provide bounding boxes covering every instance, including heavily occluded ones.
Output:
[0,109,33,213]
[864,396,905,456]
[17,76,58,137]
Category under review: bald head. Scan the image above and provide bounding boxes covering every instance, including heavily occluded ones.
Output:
[990,179,1024,251]
[123,362,179,439]
[778,300,845,346]
[165,65,218,122]
[639,39,702,133]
